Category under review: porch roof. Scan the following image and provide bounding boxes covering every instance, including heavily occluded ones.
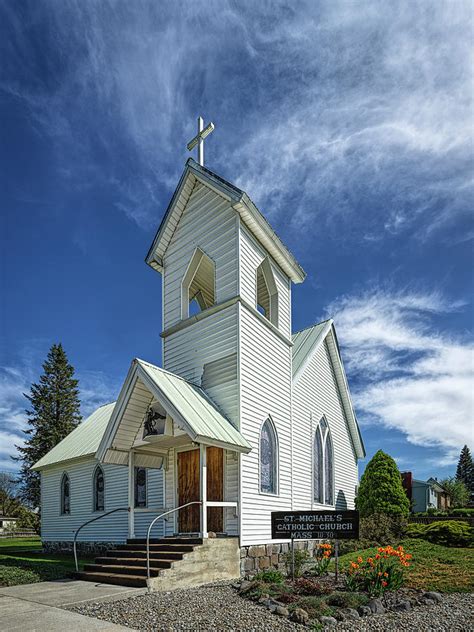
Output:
[97,359,252,460]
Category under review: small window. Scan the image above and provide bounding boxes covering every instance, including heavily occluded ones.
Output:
[260,418,278,494]
[181,248,215,319]
[93,466,105,512]
[61,473,70,515]
[313,416,334,505]
[256,258,278,327]
[134,467,147,508]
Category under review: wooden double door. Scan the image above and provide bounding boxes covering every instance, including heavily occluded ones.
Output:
[177,447,224,533]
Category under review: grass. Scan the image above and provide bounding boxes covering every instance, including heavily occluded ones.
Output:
[335,538,474,593]
[0,537,94,587]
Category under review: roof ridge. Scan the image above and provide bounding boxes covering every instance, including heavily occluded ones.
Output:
[292,318,332,336]
[135,358,201,387]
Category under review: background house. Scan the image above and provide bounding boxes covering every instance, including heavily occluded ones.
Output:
[401,472,451,512]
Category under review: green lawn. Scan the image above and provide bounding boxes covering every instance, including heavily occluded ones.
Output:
[0,537,94,587]
[335,538,474,593]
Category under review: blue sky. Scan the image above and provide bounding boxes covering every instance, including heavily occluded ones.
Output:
[1,1,473,480]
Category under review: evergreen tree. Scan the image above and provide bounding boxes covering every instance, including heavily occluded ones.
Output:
[455,445,473,501]
[13,343,81,508]
[356,450,410,517]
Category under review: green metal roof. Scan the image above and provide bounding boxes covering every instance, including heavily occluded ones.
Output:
[292,320,332,377]
[136,359,251,452]
[31,402,116,470]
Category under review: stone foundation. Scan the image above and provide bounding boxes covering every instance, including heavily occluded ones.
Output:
[42,540,120,555]
[240,540,318,576]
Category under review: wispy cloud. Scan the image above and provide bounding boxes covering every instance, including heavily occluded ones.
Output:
[1,1,471,239]
[327,288,474,464]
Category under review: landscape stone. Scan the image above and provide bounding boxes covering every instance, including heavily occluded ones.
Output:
[368,598,385,614]
[392,599,411,612]
[319,615,337,627]
[340,607,360,620]
[424,591,443,603]
[291,608,309,624]
[275,605,289,617]
[358,605,372,617]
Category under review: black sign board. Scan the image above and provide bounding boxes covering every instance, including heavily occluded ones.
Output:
[271,510,359,540]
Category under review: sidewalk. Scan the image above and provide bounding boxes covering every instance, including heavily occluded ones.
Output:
[0,579,144,631]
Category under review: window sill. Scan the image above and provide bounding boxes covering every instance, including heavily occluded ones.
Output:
[259,491,280,498]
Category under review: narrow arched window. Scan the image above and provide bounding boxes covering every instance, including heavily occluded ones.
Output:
[313,417,334,505]
[93,466,105,512]
[61,473,70,515]
[260,418,278,494]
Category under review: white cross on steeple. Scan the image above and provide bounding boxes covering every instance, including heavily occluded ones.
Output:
[187,116,215,166]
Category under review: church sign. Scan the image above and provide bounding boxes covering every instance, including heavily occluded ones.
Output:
[271,510,359,540]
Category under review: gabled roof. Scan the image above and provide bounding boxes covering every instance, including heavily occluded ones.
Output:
[292,320,365,459]
[145,159,306,283]
[97,359,251,460]
[31,402,116,470]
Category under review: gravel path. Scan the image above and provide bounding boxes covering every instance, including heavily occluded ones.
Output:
[69,583,474,632]
[334,593,474,631]
[68,582,304,631]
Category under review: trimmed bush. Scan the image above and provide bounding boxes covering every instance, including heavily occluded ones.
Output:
[406,520,473,547]
[356,451,410,517]
[450,508,474,517]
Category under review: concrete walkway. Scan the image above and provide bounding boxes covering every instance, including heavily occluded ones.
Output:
[0,579,144,631]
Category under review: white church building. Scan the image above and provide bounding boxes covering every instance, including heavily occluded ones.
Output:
[33,142,365,588]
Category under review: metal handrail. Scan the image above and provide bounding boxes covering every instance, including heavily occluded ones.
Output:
[146,501,202,581]
[73,507,129,572]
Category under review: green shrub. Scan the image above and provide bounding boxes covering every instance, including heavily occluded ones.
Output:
[405,523,427,538]
[253,569,284,584]
[282,548,310,578]
[450,508,474,517]
[424,521,473,547]
[326,591,369,609]
[356,450,410,517]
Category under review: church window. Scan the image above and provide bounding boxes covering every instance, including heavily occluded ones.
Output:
[181,248,215,320]
[256,258,278,327]
[314,416,334,505]
[93,466,105,512]
[260,418,278,494]
[61,473,70,515]
[134,467,147,508]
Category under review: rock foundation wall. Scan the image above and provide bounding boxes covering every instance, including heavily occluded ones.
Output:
[42,540,120,555]
[240,540,318,576]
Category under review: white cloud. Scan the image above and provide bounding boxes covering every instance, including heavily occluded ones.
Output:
[326,288,474,462]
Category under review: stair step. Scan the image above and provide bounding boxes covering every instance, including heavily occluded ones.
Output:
[95,556,174,568]
[75,571,147,588]
[127,537,203,545]
[108,549,188,559]
[116,543,195,553]
[84,564,160,577]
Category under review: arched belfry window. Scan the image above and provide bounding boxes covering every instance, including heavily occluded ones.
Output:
[181,248,215,319]
[313,416,334,505]
[60,473,70,515]
[256,258,278,327]
[260,418,278,494]
[93,466,105,512]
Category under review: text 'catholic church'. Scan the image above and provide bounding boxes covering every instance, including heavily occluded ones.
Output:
[33,122,365,589]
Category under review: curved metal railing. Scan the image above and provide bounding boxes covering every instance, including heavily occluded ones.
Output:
[73,507,129,572]
[146,501,202,581]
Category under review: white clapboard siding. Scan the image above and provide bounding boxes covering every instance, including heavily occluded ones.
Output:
[163,304,239,426]
[292,338,358,511]
[239,222,291,339]
[238,305,293,546]
[224,450,239,535]
[41,459,164,542]
[163,182,239,330]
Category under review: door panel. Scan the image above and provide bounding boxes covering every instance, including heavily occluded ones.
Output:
[207,447,224,533]
[178,449,200,532]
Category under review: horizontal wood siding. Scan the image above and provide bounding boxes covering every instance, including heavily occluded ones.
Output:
[239,305,293,546]
[239,223,291,338]
[163,182,239,330]
[292,339,358,512]
[41,459,164,542]
[163,304,239,426]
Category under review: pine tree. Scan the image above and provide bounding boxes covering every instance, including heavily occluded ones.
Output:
[455,445,473,502]
[356,450,410,517]
[14,343,81,508]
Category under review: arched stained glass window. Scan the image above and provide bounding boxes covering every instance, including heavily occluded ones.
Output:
[313,417,334,505]
[94,466,105,512]
[61,473,70,515]
[260,418,278,494]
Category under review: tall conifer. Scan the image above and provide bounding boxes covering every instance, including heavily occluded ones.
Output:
[455,445,474,502]
[14,343,81,508]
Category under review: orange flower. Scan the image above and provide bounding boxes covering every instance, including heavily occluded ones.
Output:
[382,580,388,587]
[357,556,363,563]
[383,572,388,578]
[375,554,381,560]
